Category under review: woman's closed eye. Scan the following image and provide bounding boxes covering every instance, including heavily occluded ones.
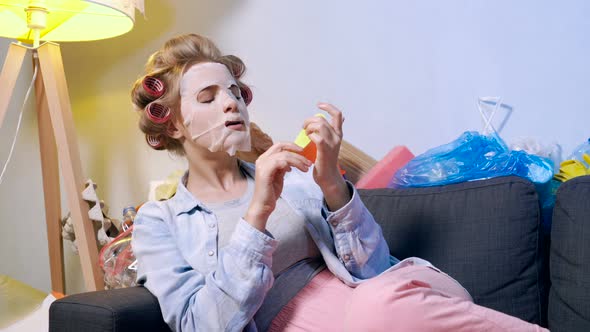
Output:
[197,85,241,103]
[197,87,215,103]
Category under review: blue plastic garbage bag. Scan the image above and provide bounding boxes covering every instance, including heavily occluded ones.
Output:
[390,131,554,188]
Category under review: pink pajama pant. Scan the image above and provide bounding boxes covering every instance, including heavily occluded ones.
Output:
[269,264,548,332]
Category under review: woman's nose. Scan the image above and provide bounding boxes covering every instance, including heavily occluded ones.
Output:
[222,91,238,113]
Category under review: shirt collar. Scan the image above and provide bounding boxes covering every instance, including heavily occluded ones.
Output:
[169,159,257,216]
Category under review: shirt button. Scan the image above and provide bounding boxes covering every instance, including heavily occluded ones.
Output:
[209,223,216,228]
[343,254,351,261]
[208,250,215,256]
[331,221,338,227]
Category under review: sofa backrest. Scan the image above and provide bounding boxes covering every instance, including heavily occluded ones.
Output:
[359,176,549,326]
[549,175,590,332]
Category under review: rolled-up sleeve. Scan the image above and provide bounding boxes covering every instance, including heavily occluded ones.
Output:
[323,182,391,279]
[133,202,278,332]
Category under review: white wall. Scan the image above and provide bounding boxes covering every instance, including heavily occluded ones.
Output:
[1,0,589,294]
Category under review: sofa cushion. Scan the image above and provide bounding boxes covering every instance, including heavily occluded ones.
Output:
[549,175,590,332]
[359,176,548,325]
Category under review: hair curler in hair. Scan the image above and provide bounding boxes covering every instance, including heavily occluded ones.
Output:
[142,76,166,98]
[146,134,165,149]
[222,55,245,77]
[240,85,253,106]
[146,102,171,124]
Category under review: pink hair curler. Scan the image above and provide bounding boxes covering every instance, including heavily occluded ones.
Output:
[146,102,171,124]
[146,134,164,149]
[240,85,253,106]
[142,76,165,98]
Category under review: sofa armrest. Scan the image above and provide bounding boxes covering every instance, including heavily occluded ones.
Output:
[49,286,170,332]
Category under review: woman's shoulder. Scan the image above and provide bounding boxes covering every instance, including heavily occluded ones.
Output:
[136,199,175,225]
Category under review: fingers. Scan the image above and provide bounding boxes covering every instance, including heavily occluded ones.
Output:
[265,141,304,155]
[275,150,311,173]
[317,102,343,136]
[302,103,344,139]
[303,116,340,144]
[258,142,311,173]
[304,120,334,142]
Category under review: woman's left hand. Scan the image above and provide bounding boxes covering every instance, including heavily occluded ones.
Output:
[303,102,350,211]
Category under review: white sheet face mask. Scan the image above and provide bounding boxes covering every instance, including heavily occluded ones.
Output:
[179,62,251,156]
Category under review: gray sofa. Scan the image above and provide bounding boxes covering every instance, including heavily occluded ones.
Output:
[49,175,590,332]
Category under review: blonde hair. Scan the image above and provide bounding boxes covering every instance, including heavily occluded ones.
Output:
[130,34,253,156]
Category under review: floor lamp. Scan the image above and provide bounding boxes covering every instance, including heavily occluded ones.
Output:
[0,0,142,293]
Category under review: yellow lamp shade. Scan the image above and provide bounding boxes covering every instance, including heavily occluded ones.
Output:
[0,0,139,43]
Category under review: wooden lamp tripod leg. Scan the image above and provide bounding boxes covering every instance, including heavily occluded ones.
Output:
[0,44,27,128]
[1,43,69,294]
[0,42,103,293]
[36,42,103,292]
[0,43,65,294]
[34,52,65,295]
[0,43,66,294]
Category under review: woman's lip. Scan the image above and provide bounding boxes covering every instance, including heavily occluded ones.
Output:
[225,120,245,130]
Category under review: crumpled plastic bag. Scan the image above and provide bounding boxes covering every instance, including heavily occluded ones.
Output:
[390,131,554,188]
[99,226,137,289]
[510,137,562,173]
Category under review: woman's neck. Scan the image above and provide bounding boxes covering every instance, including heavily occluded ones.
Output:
[184,152,248,203]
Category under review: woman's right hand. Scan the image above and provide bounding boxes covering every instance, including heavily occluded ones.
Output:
[244,142,312,232]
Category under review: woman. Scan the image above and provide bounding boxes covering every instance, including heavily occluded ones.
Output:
[131,33,548,332]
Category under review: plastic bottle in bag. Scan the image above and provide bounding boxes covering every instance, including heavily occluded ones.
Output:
[567,138,590,167]
[122,206,137,231]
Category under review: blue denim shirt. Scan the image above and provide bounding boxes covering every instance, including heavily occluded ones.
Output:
[132,161,401,332]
